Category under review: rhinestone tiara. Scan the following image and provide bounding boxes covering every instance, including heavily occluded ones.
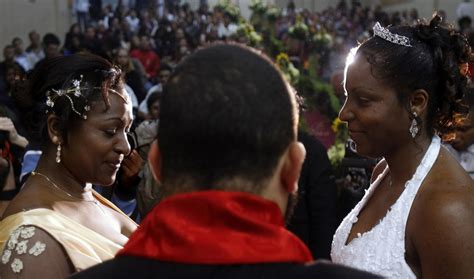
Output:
[373,22,412,47]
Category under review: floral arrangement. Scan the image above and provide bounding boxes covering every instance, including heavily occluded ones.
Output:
[215,0,241,23]
[288,16,309,41]
[327,117,348,167]
[266,6,281,22]
[312,29,333,49]
[235,22,263,47]
[249,0,267,15]
[276,52,300,85]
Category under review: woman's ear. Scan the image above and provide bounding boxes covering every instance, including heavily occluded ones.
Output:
[47,114,62,144]
[410,89,429,115]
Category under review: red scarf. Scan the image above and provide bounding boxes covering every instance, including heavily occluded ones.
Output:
[119,190,313,264]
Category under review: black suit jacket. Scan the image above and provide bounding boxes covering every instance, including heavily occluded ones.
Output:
[70,256,381,279]
[287,131,338,259]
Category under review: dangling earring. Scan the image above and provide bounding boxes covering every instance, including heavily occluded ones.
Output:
[409,112,419,138]
[56,143,62,163]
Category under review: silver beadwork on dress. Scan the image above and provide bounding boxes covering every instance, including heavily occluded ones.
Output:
[331,136,441,278]
[373,22,412,47]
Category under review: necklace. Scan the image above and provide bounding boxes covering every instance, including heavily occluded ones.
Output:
[31,171,99,204]
[32,171,111,219]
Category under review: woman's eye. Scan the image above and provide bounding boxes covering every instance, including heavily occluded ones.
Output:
[105,129,117,136]
[358,97,371,105]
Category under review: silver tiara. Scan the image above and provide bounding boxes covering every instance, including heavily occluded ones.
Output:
[373,22,412,47]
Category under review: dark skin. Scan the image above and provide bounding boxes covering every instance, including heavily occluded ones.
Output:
[339,56,474,278]
[1,93,137,278]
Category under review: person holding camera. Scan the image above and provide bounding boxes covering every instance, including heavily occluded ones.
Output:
[0,116,28,216]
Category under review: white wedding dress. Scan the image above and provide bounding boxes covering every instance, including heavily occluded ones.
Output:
[331,136,440,278]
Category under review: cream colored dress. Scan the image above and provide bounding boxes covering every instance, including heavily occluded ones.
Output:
[0,191,135,273]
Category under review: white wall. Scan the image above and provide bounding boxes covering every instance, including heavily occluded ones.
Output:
[0,0,72,52]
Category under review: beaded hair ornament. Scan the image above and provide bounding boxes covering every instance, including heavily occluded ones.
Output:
[45,74,124,120]
[373,22,412,47]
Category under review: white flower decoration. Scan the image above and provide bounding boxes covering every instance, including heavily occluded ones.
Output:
[15,240,28,255]
[29,241,46,256]
[7,237,17,250]
[1,249,11,264]
[46,97,55,107]
[11,258,23,273]
[12,227,21,240]
[20,226,36,239]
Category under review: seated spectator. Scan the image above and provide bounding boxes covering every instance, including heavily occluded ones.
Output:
[114,48,147,103]
[125,9,140,33]
[82,26,107,58]
[0,53,137,277]
[25,31,45,68]
[63,24,84,55]
[0,46,25,99]
[35,33,61,67]
[72,43,379,279]
[0,114,28,217]
[12,38,33,72]
[130,35,160,83]
[138,64,171,118]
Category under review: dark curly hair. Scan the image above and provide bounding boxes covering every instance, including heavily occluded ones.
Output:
[13,53,124,148]
[356,14,470,138]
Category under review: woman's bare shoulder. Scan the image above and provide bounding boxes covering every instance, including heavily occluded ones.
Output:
[2,184,54,220]
[0,225,74,278]
[408,148,474,277]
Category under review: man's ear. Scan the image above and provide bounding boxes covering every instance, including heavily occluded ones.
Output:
[148,139,162,183]
[280,142,306,194]
[46,114,62,144]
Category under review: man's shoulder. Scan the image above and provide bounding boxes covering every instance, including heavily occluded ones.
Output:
[71,256,380,279]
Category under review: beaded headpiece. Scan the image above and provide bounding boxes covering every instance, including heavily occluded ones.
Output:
[373,22,412,47]
[45,75,124,120]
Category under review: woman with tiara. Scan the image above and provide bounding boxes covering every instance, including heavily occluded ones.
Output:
[331,14,474,278]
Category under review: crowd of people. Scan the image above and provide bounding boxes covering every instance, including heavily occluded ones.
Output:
[0,0,473,278]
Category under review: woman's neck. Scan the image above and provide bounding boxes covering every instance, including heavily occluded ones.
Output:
[383,135,432,187]
[34,154,95,202]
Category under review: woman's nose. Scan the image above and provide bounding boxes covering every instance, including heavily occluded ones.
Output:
[339,100,353,122]
[117,131,132,156]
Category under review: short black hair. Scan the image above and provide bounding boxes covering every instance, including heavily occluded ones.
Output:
[146,91,162,111]
[159,43,297,195]
[42,33,61,47]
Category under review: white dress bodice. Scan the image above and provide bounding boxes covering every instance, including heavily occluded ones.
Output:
[331,136,441,278]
